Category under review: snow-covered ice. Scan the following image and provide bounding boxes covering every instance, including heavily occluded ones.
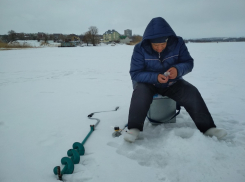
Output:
[8,40,61,47]
[0,43,245,182]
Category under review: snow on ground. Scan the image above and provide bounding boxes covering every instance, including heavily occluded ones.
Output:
[0,43,245,182]
[16,40,42,47]
[9,40,61,47]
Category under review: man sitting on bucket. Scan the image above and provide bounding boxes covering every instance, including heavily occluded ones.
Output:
[124,17,227,143]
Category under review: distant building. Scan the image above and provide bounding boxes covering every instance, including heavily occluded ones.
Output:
[119,35,132,44]
[103,29,120,42]
[124,29,132,38]
[69,34,80,41]
[53,34,63,42]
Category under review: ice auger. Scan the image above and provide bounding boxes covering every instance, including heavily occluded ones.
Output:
[53,107,119,180]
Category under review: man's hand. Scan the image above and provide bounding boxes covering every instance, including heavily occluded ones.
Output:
[158,74,169,83]
[167,67,178,79]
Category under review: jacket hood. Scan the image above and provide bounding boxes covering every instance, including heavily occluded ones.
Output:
[140,17,177,54]
[142,17,176,41]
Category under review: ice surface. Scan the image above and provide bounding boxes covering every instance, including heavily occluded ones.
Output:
[0,43,245,182]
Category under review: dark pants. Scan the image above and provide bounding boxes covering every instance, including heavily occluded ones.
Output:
[128,80,216,133]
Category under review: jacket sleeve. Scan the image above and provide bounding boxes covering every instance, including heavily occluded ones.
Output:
[173,38,194,78]
[129,44,159,84]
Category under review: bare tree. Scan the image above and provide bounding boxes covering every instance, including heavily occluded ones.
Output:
[8,30,17,42]
[18,33,25,40]
[49,34,53,41]
[44,34,49,43]
[82,31,92,46]
[88,26,99,46]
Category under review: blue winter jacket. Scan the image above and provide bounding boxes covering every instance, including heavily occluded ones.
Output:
[130,17,194,89]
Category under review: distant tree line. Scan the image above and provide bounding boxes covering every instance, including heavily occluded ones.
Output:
[0,26,102,46]
[0,30,37,43]
[0,27,142,46]
[186,37,245,43]
[0,30,52,43]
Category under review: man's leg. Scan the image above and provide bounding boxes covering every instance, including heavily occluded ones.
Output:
[128,83,156,131]
[159,80,216,133]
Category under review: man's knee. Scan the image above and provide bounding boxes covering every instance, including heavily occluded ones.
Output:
[132,83,155,103]
[185,83,199,96]
[177,80,199,95]
[171,80,202,105]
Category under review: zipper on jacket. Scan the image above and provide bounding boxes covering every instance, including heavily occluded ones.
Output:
[158,52,165,72]
[159,52,163,63]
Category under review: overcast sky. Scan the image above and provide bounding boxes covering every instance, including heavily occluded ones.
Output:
[0,0,244,39]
